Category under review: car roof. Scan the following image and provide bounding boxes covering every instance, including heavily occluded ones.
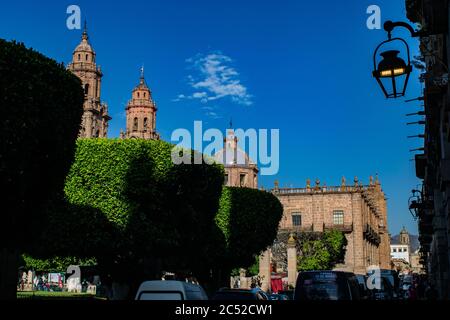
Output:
[218,288,260,293]
[137,280,202,291]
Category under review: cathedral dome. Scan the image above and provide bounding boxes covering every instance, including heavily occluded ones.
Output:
[213,129,256,168]
[74,31,94,54]
[213,147,253,166]
[74,40,94,53]
[72,22,96,59]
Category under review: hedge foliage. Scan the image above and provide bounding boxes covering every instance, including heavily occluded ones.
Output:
[25,138,283,289]
[21,255,96,273]
[216,187,283,269]
[31,139,225,282]
[0,39,84,250]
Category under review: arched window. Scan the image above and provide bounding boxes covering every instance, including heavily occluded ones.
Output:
[84,84,89,95]
[86,54,89,61]
[144,92,146,98]
[143,118,148,131]
[137,92,140,98]
[78,54,81,61]
[133,117,138,132]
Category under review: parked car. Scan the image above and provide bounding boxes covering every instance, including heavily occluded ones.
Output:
[294,271,361,301]
[277,290,294,300]
[355,274,370,300]
[380,269,400,296]
[371,277,395,300]
[135,280,208,300]
[211,288,269,300]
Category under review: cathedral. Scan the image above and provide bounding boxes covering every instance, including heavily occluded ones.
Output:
[68,25,159,140]
[213,129,258,188]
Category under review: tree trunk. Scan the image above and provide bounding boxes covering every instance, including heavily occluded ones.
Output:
[0,248,19,300]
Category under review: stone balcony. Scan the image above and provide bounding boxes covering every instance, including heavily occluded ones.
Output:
[280,223,353,233]
[323,223,353,233]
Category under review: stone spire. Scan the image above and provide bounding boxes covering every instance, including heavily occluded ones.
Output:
[140,65,146,86]
[82,19,88,40]
[125,68,158,140]
[67,24,110,138]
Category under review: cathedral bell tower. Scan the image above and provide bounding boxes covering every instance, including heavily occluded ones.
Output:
[67,22,111,138]
[124,68,159,140]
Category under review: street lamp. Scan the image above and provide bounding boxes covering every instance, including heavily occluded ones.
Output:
[372,21,420,98]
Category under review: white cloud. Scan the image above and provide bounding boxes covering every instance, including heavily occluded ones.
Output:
[176,52,253,107]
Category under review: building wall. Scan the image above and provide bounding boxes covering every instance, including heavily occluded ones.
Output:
[406,0,450,299]
[224,165,258,188]
[390,245,410,263]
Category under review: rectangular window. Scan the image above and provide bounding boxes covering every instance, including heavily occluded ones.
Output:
[292,213,302,226]
[333,210,344,225]
[240,174,246,187]
[393,248,397,253]
[224,174,229,185]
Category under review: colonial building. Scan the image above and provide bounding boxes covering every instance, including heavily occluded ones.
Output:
[122,68,159,140]
[271,176,391,275]
[67,24,111,138]
[391,227,412,265]
[406,0,450,299]
[213,129,258,188]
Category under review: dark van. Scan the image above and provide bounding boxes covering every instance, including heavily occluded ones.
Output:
[294,271,361,301]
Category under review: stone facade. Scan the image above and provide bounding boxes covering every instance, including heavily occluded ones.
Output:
[406,0,450,299]
[67,25,110,138]
[124,68,159,140]
[271,176,391,275]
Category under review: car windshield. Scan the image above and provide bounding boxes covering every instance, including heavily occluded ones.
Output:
[296,273,350,300]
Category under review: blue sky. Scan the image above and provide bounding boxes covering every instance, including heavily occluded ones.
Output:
[0,0,422,234]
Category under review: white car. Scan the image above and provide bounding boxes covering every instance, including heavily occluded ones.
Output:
[135,280,208,300]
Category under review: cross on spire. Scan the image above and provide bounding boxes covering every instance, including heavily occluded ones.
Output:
[139,65,146,85]
[82,19,88,40]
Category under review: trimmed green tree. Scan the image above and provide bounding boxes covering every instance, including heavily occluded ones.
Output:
[28,139,224,298]
[297,230,347,271]
[214,187,283,287]
[0,39,84,299]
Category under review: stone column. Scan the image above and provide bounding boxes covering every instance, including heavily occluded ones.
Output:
[287,233,298,288]
[259,249,271,292]
[85,113,93,138]
[239,268,248,289]
[352,193,366,274]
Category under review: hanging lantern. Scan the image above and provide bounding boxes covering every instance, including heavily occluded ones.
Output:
[373,38,412,98]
